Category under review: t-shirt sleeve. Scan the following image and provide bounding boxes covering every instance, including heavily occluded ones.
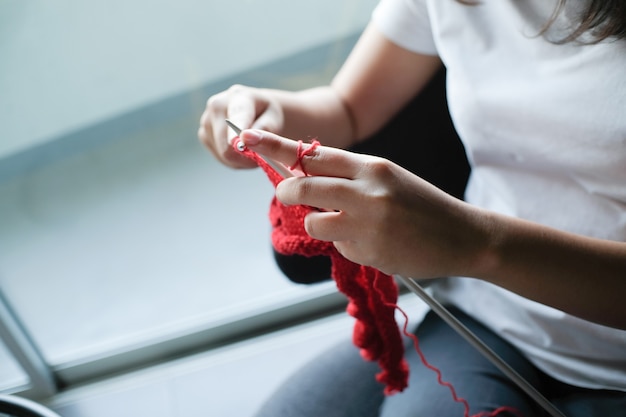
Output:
[371,0,438,56]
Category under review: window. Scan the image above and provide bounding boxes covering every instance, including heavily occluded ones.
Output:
[0,0,378,399]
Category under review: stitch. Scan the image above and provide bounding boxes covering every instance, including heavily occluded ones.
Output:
[232,137,522,416]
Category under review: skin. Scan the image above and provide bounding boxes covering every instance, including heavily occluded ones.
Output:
[198,23,626,329]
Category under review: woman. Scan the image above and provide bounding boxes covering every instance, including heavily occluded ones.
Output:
[198,0,626,415]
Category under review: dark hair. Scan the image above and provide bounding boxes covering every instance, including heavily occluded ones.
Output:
[459,0,626,43]
[547,0,626,43]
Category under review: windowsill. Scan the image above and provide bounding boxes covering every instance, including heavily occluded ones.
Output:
[45,294,428,417]
[0,0,382,398]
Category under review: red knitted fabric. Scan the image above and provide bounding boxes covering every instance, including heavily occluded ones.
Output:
[230,137,524,416]
[233,138,409,395]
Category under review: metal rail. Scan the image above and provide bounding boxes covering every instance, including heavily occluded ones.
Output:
[0,288,57,399]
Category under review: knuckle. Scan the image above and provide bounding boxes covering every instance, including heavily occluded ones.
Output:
[363,156,394,179]
[206,93,224,111]
[206,94,218,109]
[228,84,246,94]
[362,157,399,204]
[206,84,251,112]
[293,178,314,201]
[278,177,314,206]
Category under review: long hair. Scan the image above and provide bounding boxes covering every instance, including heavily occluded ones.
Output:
[459,0,626,43]
[547,0,626,43]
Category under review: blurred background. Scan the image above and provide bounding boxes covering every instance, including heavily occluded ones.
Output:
[0,0,390,415]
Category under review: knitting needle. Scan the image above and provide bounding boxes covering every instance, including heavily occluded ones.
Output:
[227,120,565,415]
[225,119,296,179]
[396,275,568,417]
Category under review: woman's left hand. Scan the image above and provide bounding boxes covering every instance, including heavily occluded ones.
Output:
[239,129,491,279]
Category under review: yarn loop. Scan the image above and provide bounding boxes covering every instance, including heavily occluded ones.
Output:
[232,137,522,416]
[234,137,409,394]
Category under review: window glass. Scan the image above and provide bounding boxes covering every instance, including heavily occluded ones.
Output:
[0,0,378,381]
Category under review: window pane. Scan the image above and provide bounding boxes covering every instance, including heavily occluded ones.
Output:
[0,0,378,381]
[0,134,315,365]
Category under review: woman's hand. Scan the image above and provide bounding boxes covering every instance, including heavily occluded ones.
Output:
[198,84,285,169]
[239,129,489,280]
[240,129,626,328]
[197,23,443,170]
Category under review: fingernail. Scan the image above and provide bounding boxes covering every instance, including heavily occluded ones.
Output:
[241,129,262,146]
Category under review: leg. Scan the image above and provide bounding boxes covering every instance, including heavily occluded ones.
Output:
[550,382,626,417]
[253,336,386,417]
[381,308,547,417]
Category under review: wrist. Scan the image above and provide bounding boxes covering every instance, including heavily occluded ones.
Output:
[462,206,505,282]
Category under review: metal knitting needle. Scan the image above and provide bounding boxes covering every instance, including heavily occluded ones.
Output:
[396,275,568,417]
[227,117,564,415]
[225,119,296,179]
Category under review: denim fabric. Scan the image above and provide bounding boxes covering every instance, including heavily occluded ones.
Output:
[254,307,626,417]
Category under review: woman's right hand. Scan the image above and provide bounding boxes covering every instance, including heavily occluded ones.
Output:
[197,84,285,169]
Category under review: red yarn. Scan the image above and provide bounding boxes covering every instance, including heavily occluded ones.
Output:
[233,137,522,415]
[234,138,408,394]
[288,139,315,175]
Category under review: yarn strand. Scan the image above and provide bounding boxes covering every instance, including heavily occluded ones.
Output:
[288,139,318,175]
[233,137,522,415]
[234,137,409,393]
[372,274,522,417]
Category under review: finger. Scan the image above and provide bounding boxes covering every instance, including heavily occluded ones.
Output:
[240,129,362,180]
[252,104,282,133]
[226,87,256,141]
[201,93,229,148]
[276,176,358,212]
[198,105,222,155]
[303,210,352,242]
[200,115,258,169]
[197,124,217,154]
[332,241,370,269]
[205,107,240,156]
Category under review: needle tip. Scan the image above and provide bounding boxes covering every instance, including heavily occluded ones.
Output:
[225,119,242,135]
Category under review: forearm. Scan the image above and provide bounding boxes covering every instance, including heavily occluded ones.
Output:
[473,209,626,329]
[263,23,443,149]
[241,128,626,328]
[262,86,356,149]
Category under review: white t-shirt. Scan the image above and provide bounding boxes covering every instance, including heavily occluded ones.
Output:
[372,0,626,391]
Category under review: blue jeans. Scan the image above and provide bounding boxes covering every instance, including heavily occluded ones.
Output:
[254,307,626,417]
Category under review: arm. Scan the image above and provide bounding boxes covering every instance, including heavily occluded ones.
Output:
[198,24,442,165]
[329,23,442,144]
[475,211,626,329]
[238,130,626,329]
